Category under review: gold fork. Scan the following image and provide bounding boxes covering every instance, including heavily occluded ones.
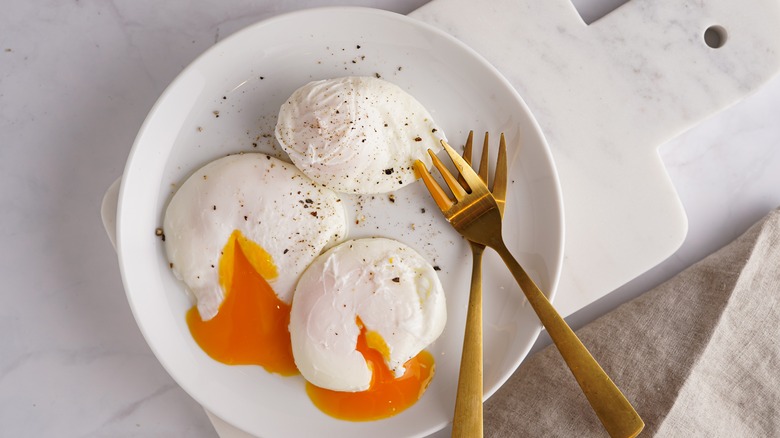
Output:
[414,136,644,438]
[436,131,507,438]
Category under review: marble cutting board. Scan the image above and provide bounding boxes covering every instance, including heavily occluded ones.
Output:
[412,0,780,316]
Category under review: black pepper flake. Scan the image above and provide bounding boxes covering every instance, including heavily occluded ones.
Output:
[375,72,381,79]
[384,168,394,175]
[356,45,361,49]
[432,128,438,133]
[388,195,395,203]
[155,228,166,241]
[310,211,318,217]
[305,198,313,204]
[392,277,400,283]
[398,66,402,71]
[433,266,441,271]
[260,76,265,80]
[361,139,366,143]
[213,205,217,210]
[169,263,174,269]
[252,142,257,147]
[421,208,426,213]
[414,136,422,142]
[284,249,289,254]
[213,110,220,118]
[244,215,248,221]
[222,96,227,100]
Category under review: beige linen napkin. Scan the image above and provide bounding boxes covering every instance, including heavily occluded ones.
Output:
[485,208,780,437]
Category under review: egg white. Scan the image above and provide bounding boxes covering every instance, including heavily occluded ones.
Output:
[275,76,446,194]
[163,153,347,321]
[289,237,446,392]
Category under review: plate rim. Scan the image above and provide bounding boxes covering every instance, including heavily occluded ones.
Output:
[116,6,565,437]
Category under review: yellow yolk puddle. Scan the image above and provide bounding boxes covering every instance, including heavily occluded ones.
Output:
[186,230,298,376]
[305,318,435,421]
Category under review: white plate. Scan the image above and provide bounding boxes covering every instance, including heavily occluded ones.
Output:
[116,7,563,438]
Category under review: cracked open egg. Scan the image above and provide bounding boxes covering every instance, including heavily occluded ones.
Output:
[163,153,347,374]
[290,238,446,420]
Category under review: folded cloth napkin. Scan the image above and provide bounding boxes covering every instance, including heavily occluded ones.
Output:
[485,208,780,437]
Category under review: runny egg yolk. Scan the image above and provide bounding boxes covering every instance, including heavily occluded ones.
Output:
[305,318,435,421]
[186,230,298,376]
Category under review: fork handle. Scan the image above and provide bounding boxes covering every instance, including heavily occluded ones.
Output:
[492,240,644,438]
[452,243,485,438]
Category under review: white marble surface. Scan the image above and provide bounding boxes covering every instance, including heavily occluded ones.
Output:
[413,0,780,317]
[2,0,779,437]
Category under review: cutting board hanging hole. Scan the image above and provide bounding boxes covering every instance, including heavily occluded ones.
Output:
[704,25,728,48]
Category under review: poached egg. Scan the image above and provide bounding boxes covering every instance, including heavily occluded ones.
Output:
[289,237,446,392]
[275,76,446,194]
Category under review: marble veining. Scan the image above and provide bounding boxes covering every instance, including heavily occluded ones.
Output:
[2,0,780,437]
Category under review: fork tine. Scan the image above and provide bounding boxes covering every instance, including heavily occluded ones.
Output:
[440,140,486,194]
[492,133,508,215]
[478,132,490,185]
[457,131,475,190]
[463,131,474,164]
[413,160,455,211]
[428,149,468,201]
